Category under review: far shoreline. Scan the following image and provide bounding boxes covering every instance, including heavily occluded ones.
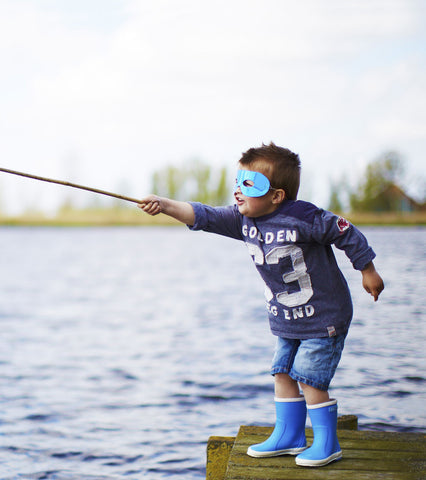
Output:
[0,209,425,227]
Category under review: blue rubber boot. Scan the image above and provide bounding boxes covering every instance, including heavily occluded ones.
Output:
[247,397,307,457]
[295,399,342,467]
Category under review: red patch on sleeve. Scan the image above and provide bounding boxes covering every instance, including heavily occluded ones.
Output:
[337,216,350,233]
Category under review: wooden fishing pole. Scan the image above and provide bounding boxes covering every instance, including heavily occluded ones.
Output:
[0,167,143,205]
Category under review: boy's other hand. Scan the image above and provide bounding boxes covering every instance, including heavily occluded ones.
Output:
[361,262,384,301]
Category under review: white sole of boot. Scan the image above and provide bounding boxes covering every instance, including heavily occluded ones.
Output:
[247,446,307,458]
[295,449,342,467]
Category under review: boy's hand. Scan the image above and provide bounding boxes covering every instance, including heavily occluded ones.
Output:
[361,261,384,301]
[138,195,164,216]
[137,195,195,225]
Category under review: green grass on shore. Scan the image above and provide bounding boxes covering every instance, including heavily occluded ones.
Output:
[0,208,181,227]
[0,208,425,227]
[344,211,426,226]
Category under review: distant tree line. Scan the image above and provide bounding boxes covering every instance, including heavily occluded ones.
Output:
[149,151,425,213]
[151,159,230,206]
[329,151,425,213]
[350,151,403,211]
[3,150,423,218]
[151,151,425,213]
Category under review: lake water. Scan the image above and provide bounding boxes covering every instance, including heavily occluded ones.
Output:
[0,226,425,479]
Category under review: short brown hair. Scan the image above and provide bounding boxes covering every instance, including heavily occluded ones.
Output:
[239,142,301,200]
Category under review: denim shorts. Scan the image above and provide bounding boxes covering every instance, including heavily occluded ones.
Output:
[270,334,346,391]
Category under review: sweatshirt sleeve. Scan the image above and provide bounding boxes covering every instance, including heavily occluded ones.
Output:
[187,202,244,241]
[312,210,376,271]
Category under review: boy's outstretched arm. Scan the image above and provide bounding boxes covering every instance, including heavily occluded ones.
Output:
[138,195,195,226]
[361,261,384,301]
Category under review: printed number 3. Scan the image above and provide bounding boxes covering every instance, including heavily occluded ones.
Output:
[247,244,314,308]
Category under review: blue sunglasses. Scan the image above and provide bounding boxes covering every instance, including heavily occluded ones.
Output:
[234,170,272,197]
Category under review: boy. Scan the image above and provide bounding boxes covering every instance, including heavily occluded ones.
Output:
[138,143,384,467]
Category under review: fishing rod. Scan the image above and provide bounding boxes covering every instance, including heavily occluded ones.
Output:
[0,167,143,205]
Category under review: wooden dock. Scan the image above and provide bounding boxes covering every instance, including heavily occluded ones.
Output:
[206,416,426,479]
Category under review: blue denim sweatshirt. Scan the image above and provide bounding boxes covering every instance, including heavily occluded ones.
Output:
[188,200,376,339]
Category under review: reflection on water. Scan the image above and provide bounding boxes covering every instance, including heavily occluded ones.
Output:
[0,226,424,479]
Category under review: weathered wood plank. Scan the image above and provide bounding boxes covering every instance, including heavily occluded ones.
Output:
[237,426,426,452]
[223,426,426,480]
[206,436,235,480]
[225,464,422,480]
[230,446,425,463]
[206,416,360,479]
[226,453,425,478]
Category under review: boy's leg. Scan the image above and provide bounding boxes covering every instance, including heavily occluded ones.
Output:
[247,336,308,458]
[292,336,346,467]
[274,373,301,398]
[298,382,329,405]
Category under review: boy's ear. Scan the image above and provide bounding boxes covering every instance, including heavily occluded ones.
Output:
[272,188,286,204]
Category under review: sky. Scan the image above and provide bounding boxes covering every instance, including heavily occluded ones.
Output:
[0,0,425,215]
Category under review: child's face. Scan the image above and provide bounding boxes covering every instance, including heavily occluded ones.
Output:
[234,164,284,218]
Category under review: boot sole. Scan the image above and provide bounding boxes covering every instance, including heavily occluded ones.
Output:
[295,450,342,467]
[247,446,307,458]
